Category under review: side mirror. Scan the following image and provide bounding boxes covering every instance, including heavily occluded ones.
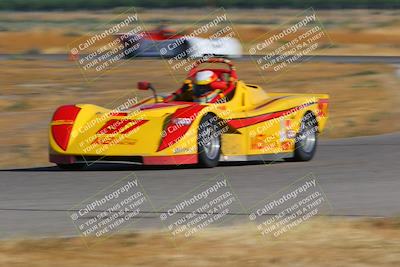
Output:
[137,81,152,90]
[137,81,159,103]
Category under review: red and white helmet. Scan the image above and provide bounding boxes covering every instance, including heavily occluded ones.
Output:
[193,70,221,103]
[194,70,218,86]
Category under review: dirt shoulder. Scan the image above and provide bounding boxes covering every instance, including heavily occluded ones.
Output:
[0,218,399,267]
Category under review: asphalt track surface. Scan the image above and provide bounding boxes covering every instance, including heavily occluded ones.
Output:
[0,132,399,239]
[1,54,400,63]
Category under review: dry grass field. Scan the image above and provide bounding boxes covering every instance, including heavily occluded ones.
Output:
[0,218,399,267]
[0,9,400,55]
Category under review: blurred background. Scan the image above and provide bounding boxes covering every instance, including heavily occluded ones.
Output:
[0,1,400,168]
[0,2,400,267]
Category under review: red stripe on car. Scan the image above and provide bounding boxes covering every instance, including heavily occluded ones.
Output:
[228,102,315,129]
[97,119,132,134]
[121,120,148,134]
[157,105,205,151]
[254,96,290,110]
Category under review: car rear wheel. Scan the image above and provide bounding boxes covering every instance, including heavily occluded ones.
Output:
[292,113,318,161]
[198,114,221,168]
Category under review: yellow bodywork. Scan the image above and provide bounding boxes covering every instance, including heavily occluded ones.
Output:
[49,80,329,164]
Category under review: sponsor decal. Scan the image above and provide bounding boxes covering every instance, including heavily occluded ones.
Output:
[281,140,293,151]
[317,99,329,117]
[173,147,196,154]
[89,119,147,145]
[251,134,278,151]
[92,136,137,145]
[286,130,297,139]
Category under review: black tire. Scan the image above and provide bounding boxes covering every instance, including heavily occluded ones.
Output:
[291,113,318,161]
[197,114,221,168]
[57,163,85,170]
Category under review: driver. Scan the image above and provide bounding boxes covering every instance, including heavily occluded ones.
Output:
[192,70,222,103]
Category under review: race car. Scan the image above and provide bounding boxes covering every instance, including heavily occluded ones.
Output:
[116,26,242,58]
[49,58,329,169]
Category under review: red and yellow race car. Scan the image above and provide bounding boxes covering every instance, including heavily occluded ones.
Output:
[49,58,329,169]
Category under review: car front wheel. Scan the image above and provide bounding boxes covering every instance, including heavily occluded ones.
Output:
[292,113,318,161]
[197,114,221,167]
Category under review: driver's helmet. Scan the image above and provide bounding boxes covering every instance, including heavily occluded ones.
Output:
[193,70,220,103]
